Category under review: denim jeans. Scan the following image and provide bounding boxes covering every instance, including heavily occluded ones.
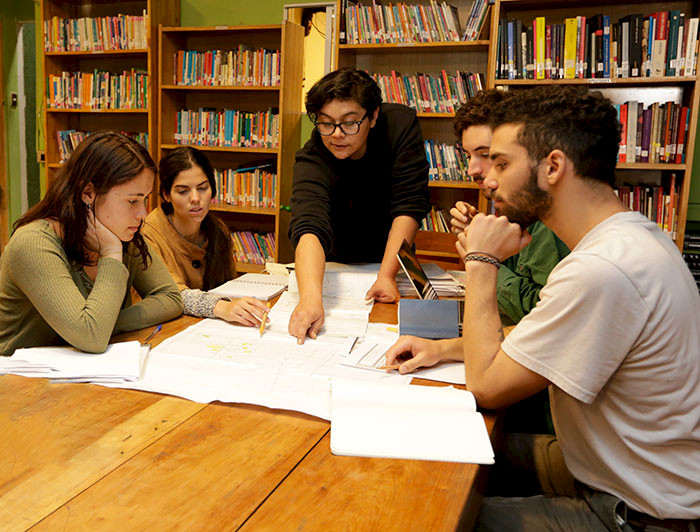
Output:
[474,434,695,532]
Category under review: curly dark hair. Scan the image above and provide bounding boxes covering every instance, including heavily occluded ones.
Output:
[494,85,621,187]
[305,68,382,123]
[158,147,236,290]
[453,89,510,139]
[15,130,155,268]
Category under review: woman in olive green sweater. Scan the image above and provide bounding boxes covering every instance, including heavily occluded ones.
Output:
[0,131,183,356]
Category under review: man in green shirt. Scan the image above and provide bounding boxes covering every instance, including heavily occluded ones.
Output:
[387,90,568,433]
[449,89,569,325]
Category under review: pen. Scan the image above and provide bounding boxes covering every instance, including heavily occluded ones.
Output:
[259,303,271,337]
[143,324,162,345]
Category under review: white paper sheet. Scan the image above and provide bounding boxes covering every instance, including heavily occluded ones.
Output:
[331,378,494,464]
[341,323,467,385]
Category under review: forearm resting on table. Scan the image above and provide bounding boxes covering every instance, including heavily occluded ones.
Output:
[377,215,419,279]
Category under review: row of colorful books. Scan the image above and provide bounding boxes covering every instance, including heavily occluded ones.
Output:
[43,12,148,52]
[56,130,148,163]
[231,231,276,265]
[425,140,469,182]
[496,12,699,80]
[47,70,148,110]
[373,70,484,114]
[212,165,277,208]
[173,108,279,149]
[173,47,281,87]
[615,178,679,237]
[419,206,451,232]
[617,101,689,164]
[340,0,488,45]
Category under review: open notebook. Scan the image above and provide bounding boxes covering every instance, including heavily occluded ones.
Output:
[209,273,288,301]
[330,378,494,464]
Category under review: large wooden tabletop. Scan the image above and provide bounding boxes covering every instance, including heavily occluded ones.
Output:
[0,303,496,532]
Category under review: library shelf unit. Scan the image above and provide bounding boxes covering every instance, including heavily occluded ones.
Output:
[158,23,304,273]
[334,0,495,267]
[492,0,700,250]
[40,0,180,186]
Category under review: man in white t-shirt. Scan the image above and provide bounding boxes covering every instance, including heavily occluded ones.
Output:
[387,86,700,530]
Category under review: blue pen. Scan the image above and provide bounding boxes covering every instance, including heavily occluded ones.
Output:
[143,324,162,345]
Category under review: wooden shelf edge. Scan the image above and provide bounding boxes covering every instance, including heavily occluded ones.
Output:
[162,25,282,33]
[339,40,489,50]
[161,85,280,91]
[45,49,148,57]
[46,108,149,113]
[496,76,696,86]
[160,143,279,154]
[210,204,277,216]
[617,162,686,170]
[235,262,267,273]
[428,181,481,189]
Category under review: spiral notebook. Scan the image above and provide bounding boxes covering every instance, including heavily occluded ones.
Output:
[209,273,288,301]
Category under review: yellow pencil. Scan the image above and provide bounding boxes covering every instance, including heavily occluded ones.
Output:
[259,302,271,337]
[378,364,401,371]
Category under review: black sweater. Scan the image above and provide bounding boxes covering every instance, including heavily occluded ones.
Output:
[289,103,430,263]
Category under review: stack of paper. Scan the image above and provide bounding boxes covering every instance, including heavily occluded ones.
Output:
[342,322,466,385]
[268,270,375,338]
[331,378,494,464]
[209,273,288,301]
[0,341,144,384]
[397,262,464,297]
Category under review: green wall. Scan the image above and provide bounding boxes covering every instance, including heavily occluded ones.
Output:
[181,0,288,26]
[2,1,36,227]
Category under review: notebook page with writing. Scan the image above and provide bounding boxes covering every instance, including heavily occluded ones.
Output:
[209,273,288,301]
[330,378,494,464]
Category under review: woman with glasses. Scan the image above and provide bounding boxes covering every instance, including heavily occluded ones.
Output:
[288,68,430,343]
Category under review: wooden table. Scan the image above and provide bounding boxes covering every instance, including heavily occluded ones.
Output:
[0,303,496,532]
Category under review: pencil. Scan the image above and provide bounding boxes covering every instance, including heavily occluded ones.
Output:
[259,303,271,337]
[378,364,401,370]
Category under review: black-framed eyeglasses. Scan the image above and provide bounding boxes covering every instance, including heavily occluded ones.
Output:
[315,113,368,136]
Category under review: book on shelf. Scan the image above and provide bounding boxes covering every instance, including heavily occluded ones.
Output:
[56,130,148,163]
[174,46,281,87]
[420,206,451,232]
[615,101,689,164]
[174,108,279,149]
[615,174,679,238]
[231,231,276,265]
[341,0,467,45]
[424,140,469,181]
[212,163,277,208]
[373,70,484,114]
[462,0,490,41]
[497,11,699,80]
[43,11,148,52]
[47,69,148,110]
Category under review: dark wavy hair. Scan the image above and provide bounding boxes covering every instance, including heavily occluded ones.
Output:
[305,68,382,123]
[158,147,235,290]
[15,130,155,267]
[453,89,509,139]
[494,85,621,187]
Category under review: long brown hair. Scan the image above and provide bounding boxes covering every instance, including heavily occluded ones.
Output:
[158,147,235,290]
[15,131,156,267]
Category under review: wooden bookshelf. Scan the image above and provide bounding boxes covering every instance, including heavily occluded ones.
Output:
[493,0,700,250]
[334,0,494,264]
[40,0,180,188]
[158,23,304,270]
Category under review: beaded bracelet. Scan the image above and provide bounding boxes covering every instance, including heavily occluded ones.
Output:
[463,253,501,269]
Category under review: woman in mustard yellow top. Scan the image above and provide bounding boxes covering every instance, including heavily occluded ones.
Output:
[143,147,268,326]
[0,132,183,356]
